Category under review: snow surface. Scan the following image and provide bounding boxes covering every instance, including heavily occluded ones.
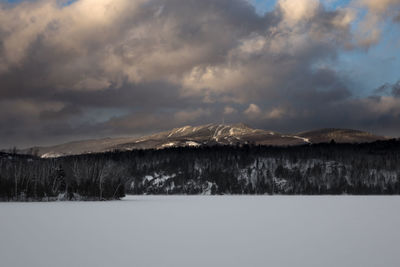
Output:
[160,142,176,148]
[1,196,400,267]
[185,141,200,147]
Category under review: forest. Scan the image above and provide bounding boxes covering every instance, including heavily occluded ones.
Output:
[1,139,400,201]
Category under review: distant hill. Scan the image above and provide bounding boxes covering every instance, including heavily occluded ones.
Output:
[297,128,387,144]
[20,123,388,158]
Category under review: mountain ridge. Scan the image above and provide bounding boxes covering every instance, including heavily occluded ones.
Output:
[20,123,388,158]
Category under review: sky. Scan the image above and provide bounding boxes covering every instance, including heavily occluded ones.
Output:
[0,0,399,148]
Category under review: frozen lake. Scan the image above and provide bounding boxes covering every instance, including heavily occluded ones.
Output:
[1,196,400,267]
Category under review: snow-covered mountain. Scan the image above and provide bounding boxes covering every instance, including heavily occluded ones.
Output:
[24,123,387,158]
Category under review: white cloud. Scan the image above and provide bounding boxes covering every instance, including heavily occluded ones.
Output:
[352,0,400,46]
[265,107,286,119]
[244,103,262,117]
[278,0,320,23]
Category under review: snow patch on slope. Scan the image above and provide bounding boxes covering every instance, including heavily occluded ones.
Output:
[41,152,64,158]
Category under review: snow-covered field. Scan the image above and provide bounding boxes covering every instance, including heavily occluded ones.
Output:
[1,196,400,267]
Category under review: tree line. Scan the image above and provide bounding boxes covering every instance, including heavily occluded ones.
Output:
[1,139,400,201]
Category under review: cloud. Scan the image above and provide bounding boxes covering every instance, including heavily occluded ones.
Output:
[356,0,400,13]
[265,107,287,120]
[352,0,400,46]
[224,106,237,115]
[374,81,400,97]
[244,104,262,117]
[393,82,400,97]
[278,0,320,23]
[0,0,399,147]
[395,12,400,22]
[174,108,211,123]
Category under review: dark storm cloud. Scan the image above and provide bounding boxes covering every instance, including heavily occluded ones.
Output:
[374,81,400,97]
[0,0,399,147]
[39,104,82,120]
[391,81,400,97]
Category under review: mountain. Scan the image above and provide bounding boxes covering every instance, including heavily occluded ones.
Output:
[23,123,387,158]
[296,128,387,144]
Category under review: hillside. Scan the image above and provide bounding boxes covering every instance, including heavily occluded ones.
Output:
[297,128,387,144]
[20,124,387,158]
[1,140,400,201]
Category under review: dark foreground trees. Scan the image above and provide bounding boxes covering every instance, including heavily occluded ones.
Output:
[0,153,127,201]
[1,139,400,201]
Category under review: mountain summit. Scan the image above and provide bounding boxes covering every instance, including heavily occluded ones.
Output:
[26,123,387,158]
